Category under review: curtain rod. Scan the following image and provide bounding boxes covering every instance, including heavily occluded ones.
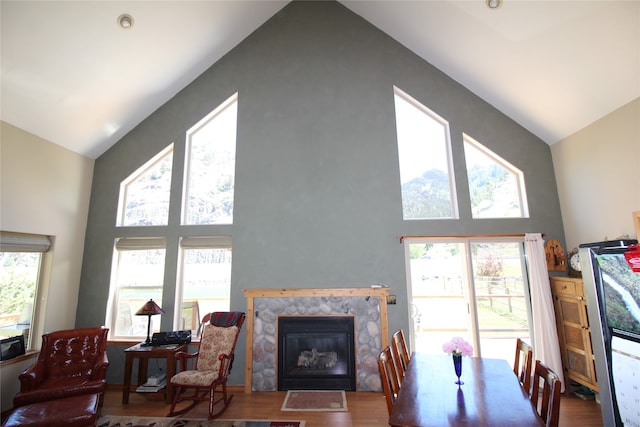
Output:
[398,233,545,243]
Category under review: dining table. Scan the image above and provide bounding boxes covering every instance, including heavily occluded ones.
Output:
[389,352,543,427]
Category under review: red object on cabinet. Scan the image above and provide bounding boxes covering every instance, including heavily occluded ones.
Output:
[623,244,640,272]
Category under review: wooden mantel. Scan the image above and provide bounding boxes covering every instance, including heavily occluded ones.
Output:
[243,287,390,393]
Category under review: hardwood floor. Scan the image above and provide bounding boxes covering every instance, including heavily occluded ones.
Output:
[102,387,603,427]
[557,393,604,427]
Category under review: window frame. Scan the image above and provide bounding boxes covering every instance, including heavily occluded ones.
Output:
[402,236,533,360]
[182,93,238,226]
[105,237,167,341]
[463,134,529,219]
[115,144,174,227]
[106,94,239,339]
[393,86,459,220]
[174,236,233,335]
[0,231,52,350]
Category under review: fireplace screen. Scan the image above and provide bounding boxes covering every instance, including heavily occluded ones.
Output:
[278,316,356,390]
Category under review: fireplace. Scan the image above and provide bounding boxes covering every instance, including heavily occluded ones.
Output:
[243,287,390,392]
[277,315,356,391]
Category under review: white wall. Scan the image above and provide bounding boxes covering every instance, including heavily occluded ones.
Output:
[0,121,94,411]
[552,98,640,251]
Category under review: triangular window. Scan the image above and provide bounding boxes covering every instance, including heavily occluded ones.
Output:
[116,144,173,227]
[464,135,529,218]
[394,87,458,220]
[182,93,237,225]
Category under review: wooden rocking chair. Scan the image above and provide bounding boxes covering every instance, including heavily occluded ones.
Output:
[167,311,245,419]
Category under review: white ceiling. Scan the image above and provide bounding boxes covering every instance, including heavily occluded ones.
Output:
[2,1,638,159]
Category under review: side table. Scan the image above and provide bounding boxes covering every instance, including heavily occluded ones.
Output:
[122,342,187,405]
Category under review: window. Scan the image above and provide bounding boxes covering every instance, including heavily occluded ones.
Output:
[464,135,529,218]
[176,237,232,335]
[107,95,238,338]
[404,237,532,362]
[116,144,174,227]
[0,231,51,349]
[183,93,238,225]
[394,87,457,219]
[106,238,166,340]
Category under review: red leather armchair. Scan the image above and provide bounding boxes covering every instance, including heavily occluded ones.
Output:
[12,327,109,409]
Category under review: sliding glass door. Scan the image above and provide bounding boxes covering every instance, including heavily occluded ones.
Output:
[405,238,532,361]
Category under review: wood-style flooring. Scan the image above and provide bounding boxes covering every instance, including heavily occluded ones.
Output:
[102,386,604,427]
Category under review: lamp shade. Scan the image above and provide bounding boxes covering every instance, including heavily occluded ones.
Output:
[136,299,164,316]
[136,299,164,346]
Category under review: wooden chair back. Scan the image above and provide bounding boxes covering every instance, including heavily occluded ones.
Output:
[391,329,410,382]
[513,338,533,393]
[530,360,561,427]
[378,346,400,415]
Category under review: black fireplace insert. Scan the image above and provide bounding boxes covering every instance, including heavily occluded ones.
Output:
[277,315,356,391]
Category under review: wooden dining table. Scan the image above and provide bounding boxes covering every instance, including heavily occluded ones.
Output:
[389,353,543,427]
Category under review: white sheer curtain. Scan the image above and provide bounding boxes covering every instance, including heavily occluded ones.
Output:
[525,233,566,392]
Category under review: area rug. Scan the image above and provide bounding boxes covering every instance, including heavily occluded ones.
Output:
[280,390,347,412]
[97,416,305,427]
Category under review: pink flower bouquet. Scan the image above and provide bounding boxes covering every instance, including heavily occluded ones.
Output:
[442,336,473,357]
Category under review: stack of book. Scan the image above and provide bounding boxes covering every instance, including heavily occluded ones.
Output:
[136,373,166,393]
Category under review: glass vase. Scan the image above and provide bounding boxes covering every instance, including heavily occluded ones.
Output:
[452,353,463,385]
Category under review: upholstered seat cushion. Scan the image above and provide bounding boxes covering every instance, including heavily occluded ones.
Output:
[170,369,220,387]
[2,393,99,427]
[12,377,105,408]
[171,325,239,387]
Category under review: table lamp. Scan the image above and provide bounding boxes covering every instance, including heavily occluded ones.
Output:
[135,299,164,346]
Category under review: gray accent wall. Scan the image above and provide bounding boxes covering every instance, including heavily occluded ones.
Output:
[77,1,565,386]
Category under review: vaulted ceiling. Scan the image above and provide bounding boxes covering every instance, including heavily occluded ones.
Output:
[2,1,638,159]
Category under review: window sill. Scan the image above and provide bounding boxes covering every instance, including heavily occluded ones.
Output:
[107,339,200,346]
[0,350,38,367]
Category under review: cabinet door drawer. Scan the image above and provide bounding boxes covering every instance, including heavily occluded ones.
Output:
[565,346,599,391]
[559,298,583,325]
[567,347,590,378]
[553,278,584,297]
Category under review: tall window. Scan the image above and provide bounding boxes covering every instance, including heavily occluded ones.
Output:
[106,238,166,340]
[0,231,51,349]
[176,237,232,335]
[116,144,174,227]
[107,95,238,337]
[464,135,529,218]
[183,93,238,225]
[394,86,457,220]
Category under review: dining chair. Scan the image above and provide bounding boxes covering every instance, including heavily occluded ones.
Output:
[167,312,245,420]
[378,346,400,415]
[513,338,533,394]
[391,329,410,383]
[529,360,561,427]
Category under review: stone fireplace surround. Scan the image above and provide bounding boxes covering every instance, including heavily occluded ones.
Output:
[243,287,389,392]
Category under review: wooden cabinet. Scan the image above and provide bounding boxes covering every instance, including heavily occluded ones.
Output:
[549,276,598,391]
